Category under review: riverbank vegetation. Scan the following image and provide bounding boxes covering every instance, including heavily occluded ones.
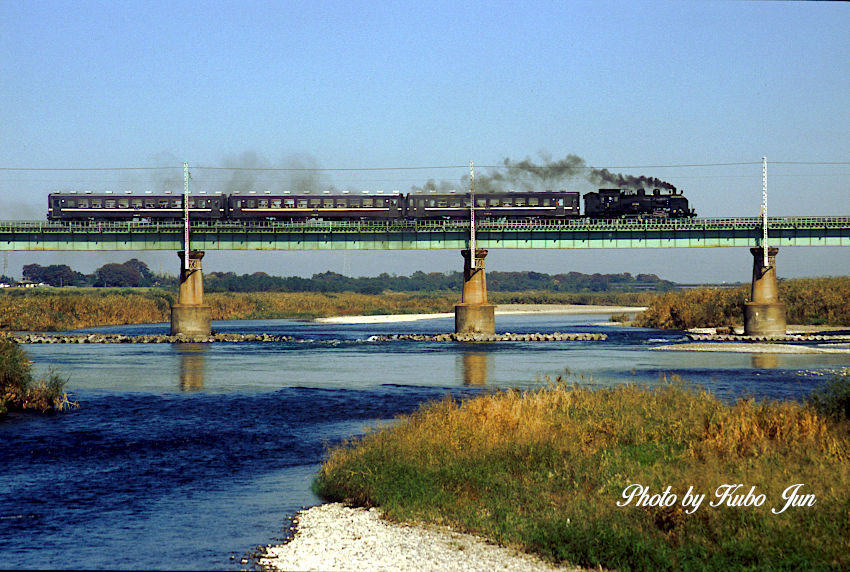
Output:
[2,275,845,331]
[314,376,850,570]
[635,276,850,329]
[0,336,76,417]
[0,288,650,331]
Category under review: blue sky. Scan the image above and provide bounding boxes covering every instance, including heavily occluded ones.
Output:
[1,1,847,282]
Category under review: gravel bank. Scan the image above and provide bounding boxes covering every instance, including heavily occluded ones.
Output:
[653,342,850,354]
[259,503,577,572]
[315,304,646,324]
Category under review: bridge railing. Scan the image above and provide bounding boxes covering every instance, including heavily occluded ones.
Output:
[1,216,850,233]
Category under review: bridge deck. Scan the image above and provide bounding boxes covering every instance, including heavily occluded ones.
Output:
[1,217,848,250]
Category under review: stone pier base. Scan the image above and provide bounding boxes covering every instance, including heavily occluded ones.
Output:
[455,303,496,335]
[170,304,212,336]
[744,302,787,337]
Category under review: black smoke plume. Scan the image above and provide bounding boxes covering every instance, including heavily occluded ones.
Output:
[500,153,676,192]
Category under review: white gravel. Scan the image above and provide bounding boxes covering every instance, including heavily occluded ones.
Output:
[259,503,581,571]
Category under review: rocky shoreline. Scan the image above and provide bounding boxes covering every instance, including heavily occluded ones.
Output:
[368,332,607,342]
[6,331,606,344]
[6,332,292,344]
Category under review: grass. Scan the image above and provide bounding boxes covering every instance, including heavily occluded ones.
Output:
[314,376,850,571]
[635,276,850,330]
[0,288,650,331]
[1,335,77,416]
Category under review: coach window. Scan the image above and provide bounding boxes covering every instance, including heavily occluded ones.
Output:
[77,199,88,208]
[363,198,373,207]
[543,198,552,206]
[272,199,282,208]
[489,198,499,206]
[529,198,538,206]
[297,199,308,208]
[257,199,268,208]
[92,199,103,208]
[437,199,448,207]
[514,198,525,207]
[131,199,142,208]
[322,199,333,207]
[449,199,460,208]
[557,198,564,206]
[284,198,295,208]
[105,199,116,208]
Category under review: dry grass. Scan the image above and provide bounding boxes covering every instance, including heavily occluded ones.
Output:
[315,378,850,570]
[635,276,850,329]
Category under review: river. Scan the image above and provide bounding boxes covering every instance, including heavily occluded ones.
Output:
[2,313,848,570]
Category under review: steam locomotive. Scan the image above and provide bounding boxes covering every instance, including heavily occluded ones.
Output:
[47,188,695,222]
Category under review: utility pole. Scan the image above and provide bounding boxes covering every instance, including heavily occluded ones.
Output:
[762,156,768,268]
[184,162,190,271]
[469,160,476,268]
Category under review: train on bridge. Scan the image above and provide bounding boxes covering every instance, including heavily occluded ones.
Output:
[47,188,696,222]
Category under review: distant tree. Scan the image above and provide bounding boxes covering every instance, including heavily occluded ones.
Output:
[21,263,85,286]
[94,263,140,287]
[22,264,46,283]
[123,259,156,286]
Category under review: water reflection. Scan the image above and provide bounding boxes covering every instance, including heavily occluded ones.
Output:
[459,352,491,386]
[751,353,779,369]
[177,343,207,390]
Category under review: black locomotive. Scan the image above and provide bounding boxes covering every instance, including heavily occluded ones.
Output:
[582,188,695,219]
[47,188,694,222]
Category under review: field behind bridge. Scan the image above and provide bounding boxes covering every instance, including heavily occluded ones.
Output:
[0,288,652,332]
[0,278,847,331]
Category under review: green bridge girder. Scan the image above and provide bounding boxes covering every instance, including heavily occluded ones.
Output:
[1,216,848,251]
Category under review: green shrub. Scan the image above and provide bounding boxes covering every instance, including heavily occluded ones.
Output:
[0,336,76,416]
[808,373,850,422]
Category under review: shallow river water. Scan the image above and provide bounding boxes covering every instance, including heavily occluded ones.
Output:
[2,314,848,570]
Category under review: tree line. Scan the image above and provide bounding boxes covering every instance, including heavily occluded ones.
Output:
[16,259,160,288]
[11,260,676,293]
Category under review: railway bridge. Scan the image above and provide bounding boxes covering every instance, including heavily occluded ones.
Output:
[2,216,849,336]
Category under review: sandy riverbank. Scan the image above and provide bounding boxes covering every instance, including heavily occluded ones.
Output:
[258,503,574,572]
[314,304,646,324]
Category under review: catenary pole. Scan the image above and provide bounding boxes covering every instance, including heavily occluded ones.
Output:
[184,162,190,271]
[762,157,768,267]
[469,160,476,268]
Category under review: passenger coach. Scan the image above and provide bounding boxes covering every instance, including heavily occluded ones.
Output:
[227,192,404,221]
[405,191,580,220]
[47,192,227,221]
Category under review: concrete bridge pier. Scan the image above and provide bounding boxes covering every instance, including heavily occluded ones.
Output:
[454,248,495,334]
[170,250,212,336]
[744,246,787,336]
